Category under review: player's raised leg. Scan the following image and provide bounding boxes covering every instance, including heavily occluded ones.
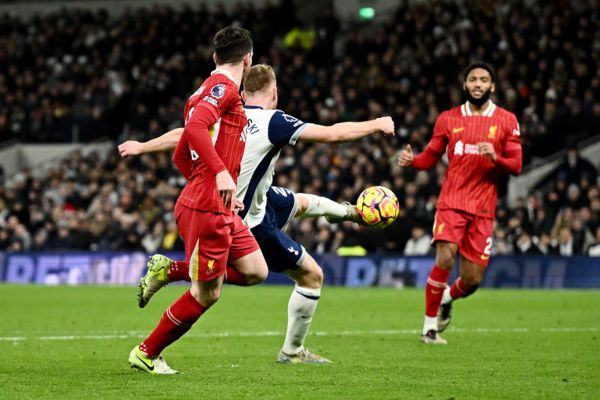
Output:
[137,220,267,308]
[294,193,365,225]
[294,192,345,219]
[138,254,268,308]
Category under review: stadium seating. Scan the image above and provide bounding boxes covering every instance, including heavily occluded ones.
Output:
[0,1,598,255]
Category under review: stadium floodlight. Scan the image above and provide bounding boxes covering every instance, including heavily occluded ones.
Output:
[358,7,375,20]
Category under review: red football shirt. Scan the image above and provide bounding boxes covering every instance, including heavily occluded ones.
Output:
[413,101,522,218]
[173,69,247,214]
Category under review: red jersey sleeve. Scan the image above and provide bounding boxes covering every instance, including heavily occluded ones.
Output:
[184,82,237,176]
[412,113,448,170]
[173,134,193,179]
[495,114,522,175]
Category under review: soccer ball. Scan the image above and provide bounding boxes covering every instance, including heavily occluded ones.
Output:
[356,186,400,228]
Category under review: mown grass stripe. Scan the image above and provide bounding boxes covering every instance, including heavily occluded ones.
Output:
[1,327,597,341]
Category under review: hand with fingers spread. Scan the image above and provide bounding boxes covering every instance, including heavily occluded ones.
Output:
[118,141,144,158]
[216,170,237,210]
[477,142,497,161]
[398,144,414,166]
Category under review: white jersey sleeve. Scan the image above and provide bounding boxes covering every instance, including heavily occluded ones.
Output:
[266,110,309,146]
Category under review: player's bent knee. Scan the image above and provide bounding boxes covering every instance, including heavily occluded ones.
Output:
[249,253,269,284]
[437,257,454,269]
[435,242,458,269]
[230,250,269,285]
[462,274,482,289]
[199,288,221,306]
[435,252,454,269]
[245,267,268,285]
[190,281,222,307]
[291,255,323,289]
[208,290,222,305]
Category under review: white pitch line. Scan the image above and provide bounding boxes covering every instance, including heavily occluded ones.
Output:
[0,327,598,342]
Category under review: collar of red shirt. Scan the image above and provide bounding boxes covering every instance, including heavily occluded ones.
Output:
[211,69,238,88]
[461,101,496,117]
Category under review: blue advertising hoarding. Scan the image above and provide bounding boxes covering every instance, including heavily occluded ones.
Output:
[1,252,599,288]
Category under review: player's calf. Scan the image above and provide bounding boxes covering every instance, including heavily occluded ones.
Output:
[190,278,223,307]
[288,255,323,289]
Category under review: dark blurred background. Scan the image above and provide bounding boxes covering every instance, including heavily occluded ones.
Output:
[0,0,599,258]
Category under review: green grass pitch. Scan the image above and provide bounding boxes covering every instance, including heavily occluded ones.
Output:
[0,284,598,399]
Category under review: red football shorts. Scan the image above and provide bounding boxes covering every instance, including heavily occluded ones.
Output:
[175,202,260,281]
[432,209,494,267]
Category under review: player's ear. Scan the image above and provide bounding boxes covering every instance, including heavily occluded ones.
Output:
[241,90,247,103]
[491,83,496,93]
[244,51,252,66]
[212,52,217,64]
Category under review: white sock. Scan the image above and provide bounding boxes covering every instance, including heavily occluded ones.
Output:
[441,286,452,305]
[301,194,347,218]
[423,316,438,335]
[281,285,321,355]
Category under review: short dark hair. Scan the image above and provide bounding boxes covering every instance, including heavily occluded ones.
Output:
[213,26,253,65]
[463,61,496,83]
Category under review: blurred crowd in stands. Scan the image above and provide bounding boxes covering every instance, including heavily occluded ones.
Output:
[1,142,599,256]
[1,0,600,256]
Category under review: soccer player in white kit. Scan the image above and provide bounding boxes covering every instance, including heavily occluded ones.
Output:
[119,64,395,363]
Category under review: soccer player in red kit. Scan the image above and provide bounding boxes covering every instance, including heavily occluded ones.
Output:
[128,27,268,374]
[398,62,522,344]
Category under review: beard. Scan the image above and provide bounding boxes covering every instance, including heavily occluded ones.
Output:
[464,88,491,107]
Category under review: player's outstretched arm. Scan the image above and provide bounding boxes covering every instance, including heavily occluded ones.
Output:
[398,141,445,170]
[298,116,394,143]
[400,114,447,170]
[118,128,184,157]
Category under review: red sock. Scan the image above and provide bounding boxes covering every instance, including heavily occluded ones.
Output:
[449,277,479,299]
[139,290,206,357]
[167,261,191,282]
[449,277,467,299]
[425,265,450,317]
[167,261,246,286]
[224,265,249,286]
